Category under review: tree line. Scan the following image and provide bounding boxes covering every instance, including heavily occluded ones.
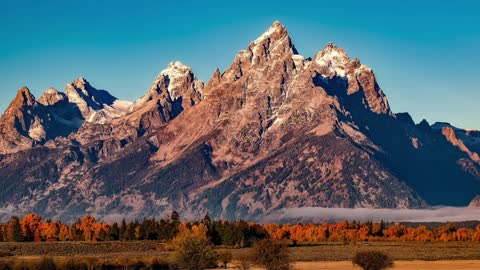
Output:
[2,213,480,244]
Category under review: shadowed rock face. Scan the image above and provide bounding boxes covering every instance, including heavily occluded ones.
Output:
[0,21,478,222]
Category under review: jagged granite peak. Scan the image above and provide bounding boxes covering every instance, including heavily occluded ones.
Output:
[133,61,203,110]
[0,87,40,153]
[204,68,222,91]
[311,42,392,115]
[120,61,204,133]
[10,86,37,108]
[441,126,480,162]
[417,119,431,131]
[396,112,416,126]
[431,122,460,131]
[38,87,65,106]
[1,21,480,222]
[220,21,301,84]
[432,123,480,163]
[64,77,117,120]
[313,42,351,77]
[2,86,39,128]
[158,61,204,106]
[251,20,298,53]
[148,22,428,221]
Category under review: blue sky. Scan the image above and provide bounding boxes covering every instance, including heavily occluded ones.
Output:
[1,0,479,128]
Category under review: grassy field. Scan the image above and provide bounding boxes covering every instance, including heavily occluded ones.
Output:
[284,261,480,270]
[1,241,480,268]
[230,241,480,261]
[1,241,480,260]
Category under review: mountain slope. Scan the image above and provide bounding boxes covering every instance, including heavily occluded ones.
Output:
[0,21,478,222]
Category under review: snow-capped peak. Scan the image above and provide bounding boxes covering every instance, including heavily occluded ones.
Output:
[160,61,192,76]
[149,61,194,99]
[63,77,122,123]
[45,87,59,95]
[38,87,65,106]
[253,20,286,45]
[130,61,203,113]
[314,42,351,77]
[65,77,90,100]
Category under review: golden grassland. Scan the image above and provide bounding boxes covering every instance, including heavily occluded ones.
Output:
[1,241,480,269]
[284,261,480,270]
[1,241,480,260]
[1,258,480,270]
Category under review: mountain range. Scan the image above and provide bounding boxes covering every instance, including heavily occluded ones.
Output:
[0,21,479,222]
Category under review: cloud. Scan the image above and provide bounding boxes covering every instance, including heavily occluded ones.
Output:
[262,207,480,223]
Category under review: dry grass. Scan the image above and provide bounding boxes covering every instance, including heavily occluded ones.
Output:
[1,241,480,269]
[282,261,480,270]
[0,241,167,257]
[230,241,480,262]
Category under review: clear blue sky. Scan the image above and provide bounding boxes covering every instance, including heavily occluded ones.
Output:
[1,0,479,128]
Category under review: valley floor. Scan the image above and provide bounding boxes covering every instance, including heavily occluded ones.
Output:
[285,261,480,270]
[1,241,480,269]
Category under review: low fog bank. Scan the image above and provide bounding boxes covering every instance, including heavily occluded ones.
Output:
[262,207,480,223]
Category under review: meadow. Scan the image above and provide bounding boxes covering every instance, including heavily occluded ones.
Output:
[1,241,480,266]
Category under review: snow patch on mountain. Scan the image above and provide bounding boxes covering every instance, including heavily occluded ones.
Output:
[88,100,133,124]
[28,125,46,141]
[314,43,350,77]
[158,61,192,97]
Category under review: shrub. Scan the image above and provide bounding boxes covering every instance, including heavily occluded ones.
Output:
[0,261,14,270]
[150,259,172,270]
[60,258,88,270]
[98,263,118,270]
[251,239,291,270]
[237,259,251,270]
[0,248,14,258]
[32,257,57,270]
[82,257,99,270]
[217,250,233,268]
[352,251,394,270]
[171,224,218,270]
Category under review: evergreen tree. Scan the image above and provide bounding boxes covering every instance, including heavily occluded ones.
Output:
[98,228,107,241]
[202,214,211,226]
[143,218,159,240]
[125,223,135,241]
[0,225,4,242]
[7,216,24,242]
[135,224,145,240]
[170,211,181,237]
[119,219,127,241]
[108,222,120,240]
[170,211,180,224]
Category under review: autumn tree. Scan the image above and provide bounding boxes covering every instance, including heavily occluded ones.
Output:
[251,238,291,270]
[20,213,42,241]
[69,220,84,241]
[40,222,61,242]
[456,228,473,243]
[353,251,394,270]
[171,224,218,270]
[7,216,24,242]
[371,221,385,238]
[79,215,96,242]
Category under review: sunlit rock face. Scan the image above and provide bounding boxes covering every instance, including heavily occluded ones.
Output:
[0,21,478,222]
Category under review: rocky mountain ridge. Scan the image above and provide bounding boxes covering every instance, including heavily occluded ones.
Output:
[0,21,479,222]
